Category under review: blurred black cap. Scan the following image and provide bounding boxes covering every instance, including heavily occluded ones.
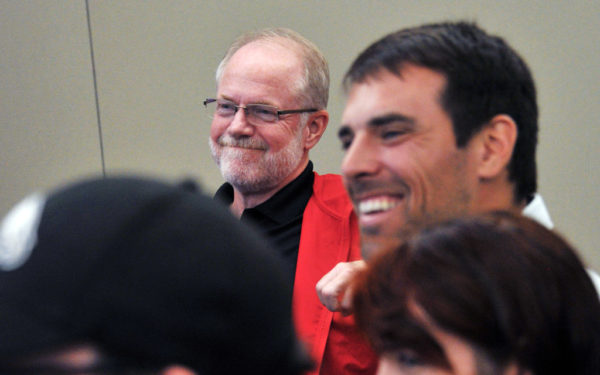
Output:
[0,176,312,374]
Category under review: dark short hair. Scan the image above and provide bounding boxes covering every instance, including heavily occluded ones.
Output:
[353,211,600,375]
[344,22,538,203]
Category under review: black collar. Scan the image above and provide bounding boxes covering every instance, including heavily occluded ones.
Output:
[214,162,314,224]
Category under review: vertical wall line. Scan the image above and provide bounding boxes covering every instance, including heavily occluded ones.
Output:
[85,0,106,177]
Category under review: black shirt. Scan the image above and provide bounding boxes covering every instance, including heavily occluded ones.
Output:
[214,162,314,283]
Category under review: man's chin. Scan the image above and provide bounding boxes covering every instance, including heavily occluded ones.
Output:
[359,230,406,261]
[359,218,420,261]
[222,169,282,195]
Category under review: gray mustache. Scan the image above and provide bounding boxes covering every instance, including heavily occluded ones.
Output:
[218,135,267,150]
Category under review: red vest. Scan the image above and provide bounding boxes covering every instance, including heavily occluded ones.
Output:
[293,173,378,375]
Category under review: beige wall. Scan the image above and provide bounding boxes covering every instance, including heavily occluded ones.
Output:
[1,0,598,270]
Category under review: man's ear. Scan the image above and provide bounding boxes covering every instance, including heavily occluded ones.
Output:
[304,110,329,150]
[476,114,517,179]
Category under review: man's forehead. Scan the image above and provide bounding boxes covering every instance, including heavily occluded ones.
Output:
[340,80,410,131]
[341,66,447,128]
[218,40,304,104]
[227,39,303,74]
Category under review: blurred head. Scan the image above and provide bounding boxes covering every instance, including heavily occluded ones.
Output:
[0,176,312,374]
[340,22,537,258]
[353,212,600,375]
[209,28,329,196]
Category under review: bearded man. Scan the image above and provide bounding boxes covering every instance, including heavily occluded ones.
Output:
[206,28,377,375]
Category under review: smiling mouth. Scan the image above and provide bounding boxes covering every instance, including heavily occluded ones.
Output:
[357,196,403,214]
[227,145,265,151]
[217,136,267,151]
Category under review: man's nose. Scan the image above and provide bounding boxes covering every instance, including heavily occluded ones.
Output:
[341,134,380,180]
[227,107,254,136]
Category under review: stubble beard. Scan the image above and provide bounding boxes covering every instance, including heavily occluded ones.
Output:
[209,128,305,195]
[353,160,473,261]
[347,177,416,260]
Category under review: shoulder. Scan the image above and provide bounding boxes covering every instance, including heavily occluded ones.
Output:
[313,173,344,192]
[587,269,600,298]
[522,193,553,229]
[310,173,353,217]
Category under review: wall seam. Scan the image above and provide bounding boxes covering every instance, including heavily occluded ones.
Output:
[85,0,106,177]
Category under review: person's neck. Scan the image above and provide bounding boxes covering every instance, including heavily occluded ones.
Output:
[475,179,525,215]
[229,159,309,218]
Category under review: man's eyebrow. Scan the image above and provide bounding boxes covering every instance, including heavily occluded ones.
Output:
[220,95,276,107]
[338,113,415,139]
[368,113,415,127]
[219,95,235,102]
[338,125,352,139]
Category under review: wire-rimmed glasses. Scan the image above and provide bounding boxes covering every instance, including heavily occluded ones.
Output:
[203,98,317,125]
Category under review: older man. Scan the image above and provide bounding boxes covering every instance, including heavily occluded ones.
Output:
[206,28,376,375]
[317,21,600,312]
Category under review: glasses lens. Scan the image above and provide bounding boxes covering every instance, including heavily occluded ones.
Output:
[204,100,279,125]
[215,100,237,118]
[248,104,278,124]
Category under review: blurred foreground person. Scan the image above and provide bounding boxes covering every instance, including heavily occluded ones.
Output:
[353,212,600,375]
[0,176,312,375]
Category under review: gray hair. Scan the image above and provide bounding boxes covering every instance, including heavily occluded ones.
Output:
[215,28,329,109]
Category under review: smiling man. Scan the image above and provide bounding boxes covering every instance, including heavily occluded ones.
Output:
[207,28,377,375]
[339,22,536,258]
[317,21,599,313]
[339,64,480,252]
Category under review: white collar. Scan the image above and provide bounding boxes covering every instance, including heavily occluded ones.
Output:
[523,194,600,295]
[522,193,554,229]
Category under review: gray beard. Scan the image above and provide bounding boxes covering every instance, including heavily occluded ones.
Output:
[209,130,305,195]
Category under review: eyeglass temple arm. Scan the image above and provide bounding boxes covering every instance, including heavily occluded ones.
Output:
[277,108,318,115]
[203,98,217,106]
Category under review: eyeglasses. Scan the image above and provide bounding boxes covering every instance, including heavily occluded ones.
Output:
[203,98,318,125]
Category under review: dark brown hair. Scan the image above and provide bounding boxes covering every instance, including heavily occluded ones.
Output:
[353,211,600,374]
